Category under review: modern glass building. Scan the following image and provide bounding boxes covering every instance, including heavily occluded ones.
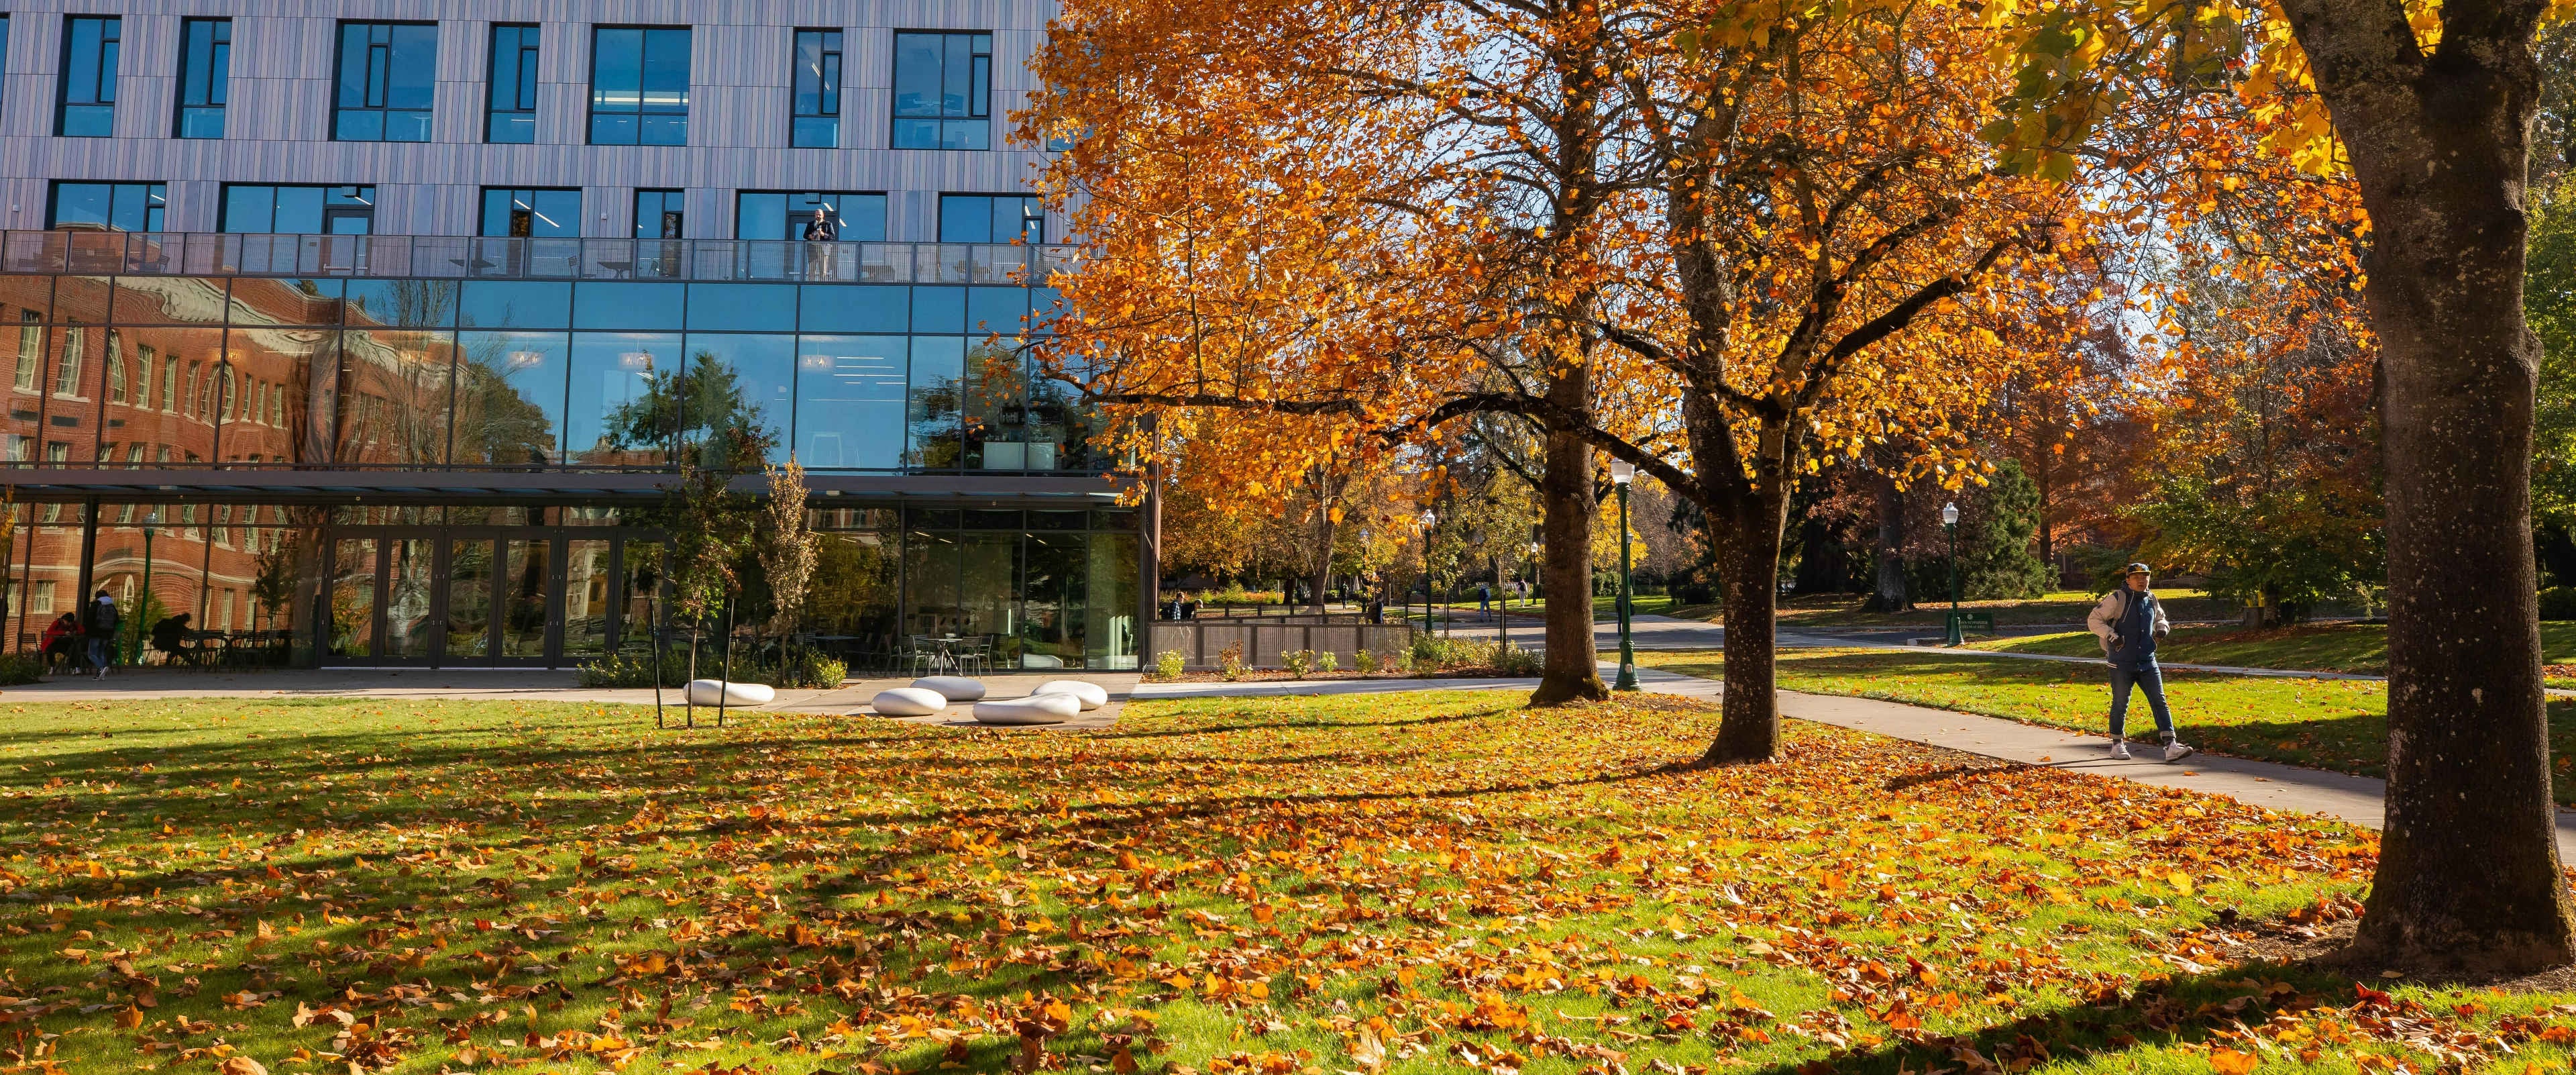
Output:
[0,3,1146,671]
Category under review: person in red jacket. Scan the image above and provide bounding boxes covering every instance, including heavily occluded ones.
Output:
[38,612,76,668]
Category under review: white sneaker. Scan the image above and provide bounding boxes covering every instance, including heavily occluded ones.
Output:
[2109,741,2131,760]
[2163,742,2196,763]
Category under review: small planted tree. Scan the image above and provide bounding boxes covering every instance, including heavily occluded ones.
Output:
[757,458,824,684]
[664,426,766,720]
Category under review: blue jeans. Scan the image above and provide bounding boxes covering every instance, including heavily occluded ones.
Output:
[85,637,107,670]
[2108,659,2175,743]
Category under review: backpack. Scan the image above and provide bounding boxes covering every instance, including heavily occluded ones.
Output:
[87,599,119,635]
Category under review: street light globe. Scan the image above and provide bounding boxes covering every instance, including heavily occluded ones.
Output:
[1941,501,1960,526]
[1419,509,1436,527]
[1609,460,1635,485]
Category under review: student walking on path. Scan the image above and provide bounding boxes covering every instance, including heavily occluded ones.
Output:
[2087,564,2195,762]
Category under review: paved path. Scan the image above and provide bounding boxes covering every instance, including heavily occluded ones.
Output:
[1138,662,2576,858]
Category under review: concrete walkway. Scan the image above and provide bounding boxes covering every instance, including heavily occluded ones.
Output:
[1138,662,2576,859]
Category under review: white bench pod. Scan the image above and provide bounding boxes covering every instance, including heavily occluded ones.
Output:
[870,686,947,717]
[1031,680,1108,710]
[973,694,1080,725]
[912,676,987,702]
[686,679,775,707]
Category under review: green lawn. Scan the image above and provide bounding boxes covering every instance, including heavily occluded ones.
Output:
[0,692,2559,1072]
[1641,647,2576,803]
[1978,620,2576,678]
[1775,588,2241,628]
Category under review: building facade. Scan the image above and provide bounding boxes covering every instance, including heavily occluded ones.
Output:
[0,1,1148,671]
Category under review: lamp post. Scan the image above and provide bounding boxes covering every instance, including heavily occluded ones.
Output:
[131,510,158,666]
[1611,460,1638,690]
[1941,501,1963,646]
[1418,509,1437,634]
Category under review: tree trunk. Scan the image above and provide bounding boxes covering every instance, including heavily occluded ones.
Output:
[2275,0,2576,971]
[1705,489,1788,762]
[1792,513,1841,595]
[1308,513,1334,615]
[1867,470,1911,612]
[1530,382,1608,706]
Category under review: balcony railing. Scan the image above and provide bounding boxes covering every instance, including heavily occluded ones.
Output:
[0,229,1078,286]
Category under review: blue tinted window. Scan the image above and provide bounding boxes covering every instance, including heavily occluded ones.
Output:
[480,188,582,237]
[792,30,842,148]
[344,280,460,327]
[460,281,573,329]
[798,286,907,332]
[455,330,568,464]
[174,19,230,139]
[794,335,906,468]
[910,288,965,334]
[335,22,437,142]
[575,283,685,330]
[56,16,118,138]
[567,331,676,465]
[680,334,793,464]
[938,195,1044,244]
[968,287,1029,336]
[590,26,690,146]
[49,182,164,232]
[221,185,376,235]
[685,284,795,331]
[891,32,989,150]
[734,192,885,242]
[486,24,540,144]
[906,336,965,467]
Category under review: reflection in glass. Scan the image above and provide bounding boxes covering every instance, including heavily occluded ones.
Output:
[461,281,573,329]
[574,282,684,331]
[1023,532,1085,668]
[684,284,796,331]
[445,538,494,657]
[1087,532,1140,668]
[386,538,435,658]
[453,330,565,465]
[338,329,454,465]
[219,325,335,466]
[619,540,663,649]
[101,326,219,467]
[961,533,1016,662]
[502,538,551,656]
[794,336,906,469]
[677,334,792,466]
[343,280,458,327]
[568,333,673,466]
[329,538,376,656]
[906,336,963,468]
[904,530,960,635]
[810,524,896,637]
[565,538,610,655]
[113,277,229,326]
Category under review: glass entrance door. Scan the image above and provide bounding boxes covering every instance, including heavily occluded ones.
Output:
[319,524,660,668]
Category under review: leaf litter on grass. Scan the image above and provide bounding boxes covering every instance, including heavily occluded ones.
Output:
[0,693,2568,1073]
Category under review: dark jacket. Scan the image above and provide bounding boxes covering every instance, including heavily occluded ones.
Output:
[83,598,120,638]
[802,216,838,242]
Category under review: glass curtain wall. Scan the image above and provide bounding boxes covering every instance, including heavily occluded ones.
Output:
[879,507,1139,669]
[5,502,313,664]
[0,274,1083,474]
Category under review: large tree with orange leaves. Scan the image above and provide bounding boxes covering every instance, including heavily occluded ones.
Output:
[1028,0,2109,753]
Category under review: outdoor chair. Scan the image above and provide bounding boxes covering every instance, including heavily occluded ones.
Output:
[908,635,945,676]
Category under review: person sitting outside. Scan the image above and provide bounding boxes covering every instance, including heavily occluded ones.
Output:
[39,613,76,670]
[150,613,201,666]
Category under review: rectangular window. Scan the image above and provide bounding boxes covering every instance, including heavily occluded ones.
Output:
[588,26,690,146]
[334,21,437,142]
[938,194,1044,244]
[891,32,990,150]
[735,191,885,242]
[221,185,377,235]
[480,187,581,237]
[792,29,841,148]
[56,15,119,138]
[0,19,9,116]
[174,18,230,138]
[48,181,165,232]
[486,23,539,144]
[633,189,685,238]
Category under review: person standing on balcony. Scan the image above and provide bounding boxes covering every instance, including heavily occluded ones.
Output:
[802,207,839,279]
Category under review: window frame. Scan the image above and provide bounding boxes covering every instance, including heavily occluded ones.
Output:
[633,189,686,240]
[484,23,541,144]
[936,194,1044,244]
[586,24,692,146]
[219,185,378,235]
[55,15,120,138]
[331,20,439,143]
[791,28,843,148]
[46,181,166,232]
[890,30,992,150]
[479,187,584,238]
[173,17,231,139]
[734,191,887,242]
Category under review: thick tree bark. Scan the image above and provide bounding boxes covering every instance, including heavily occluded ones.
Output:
[1704,489,1790,762]
[1531,370,1609,706]
[2274,0,2576,970]
[1867,470,1911,612]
